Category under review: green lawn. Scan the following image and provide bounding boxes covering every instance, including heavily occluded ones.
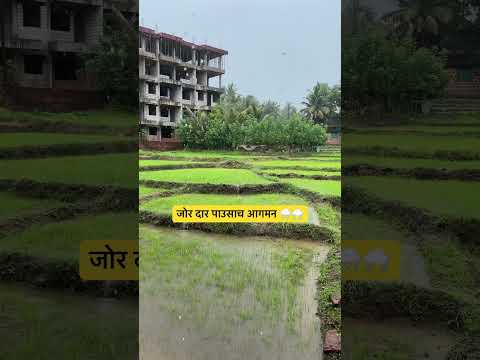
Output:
[0,213,138,262]
[0,133,123,148]
[343,155,480,170]
[140,193,308,214]
[282,179,341,197]
[0,284,137,360]
[0,192,64,220]
[343,133,480,154]
[0,107,137,130]
[252,160,341,170]
[346,176,480,219]
[140,168,272,185]
[0,154,137,188]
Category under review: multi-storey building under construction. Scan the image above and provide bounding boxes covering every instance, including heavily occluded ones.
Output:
[139,26,227,147]
[0,0,138,111]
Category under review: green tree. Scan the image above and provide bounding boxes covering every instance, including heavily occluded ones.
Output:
[385,0,457,45]
[301,83,340,125]
[85,10,138,109]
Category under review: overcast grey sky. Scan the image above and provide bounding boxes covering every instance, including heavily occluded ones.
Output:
[140,0,341,107]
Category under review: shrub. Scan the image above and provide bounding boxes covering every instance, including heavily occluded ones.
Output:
[177,111,327,151]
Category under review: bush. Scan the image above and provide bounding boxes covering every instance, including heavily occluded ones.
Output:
[342,29,449,114]
[177,110,327,151]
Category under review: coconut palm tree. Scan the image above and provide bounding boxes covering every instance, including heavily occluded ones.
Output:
[384,0,456,45]
[301,83,338,125]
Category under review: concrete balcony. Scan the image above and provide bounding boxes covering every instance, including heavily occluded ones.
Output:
[207,85,224,93]
[159,97,178,106]
[182,99,195,106]
[139,48,157,59]
[9,38,44,51]
[200,64,225,74]
[142,117,160,126]
[48,41,93,53]
[159,77,180,86]
[139,73,157,82]
[140,93,159,104]
[180,78,196,86]
[158,53,179,64]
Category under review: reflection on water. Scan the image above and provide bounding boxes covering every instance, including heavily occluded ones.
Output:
[140,227,329,360]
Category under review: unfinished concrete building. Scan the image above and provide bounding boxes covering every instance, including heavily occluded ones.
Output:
[139,26,227,147]
[0,0,138,110]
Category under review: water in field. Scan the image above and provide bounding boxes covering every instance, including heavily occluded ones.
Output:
[343,317,458,360]
[140,226,329,360]
[0,283,138,360]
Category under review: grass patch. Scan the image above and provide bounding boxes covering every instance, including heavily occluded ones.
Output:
[0,192,64,220]
[422,237,479,302]
[260,169,341,176]
[317,245,341,332]
[0,213,138,262]
[282,179,341,197]
[0,133,123,148]
[140,226,313,329]
[139,168,272,185]
[0,154,138,188]
[0,107,136,130]
[253,160,341,170]
[343,133,480,155]
[344,155,480,170]
[0,284,137,360]
[140,193,308,214]
[346,176,480,220]
[317,203,341,230]
[140,159,211,167]
[342,213,409,241]
[139,186,166,198]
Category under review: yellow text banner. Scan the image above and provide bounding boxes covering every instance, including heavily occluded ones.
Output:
[172,205,309,223]
[342,240,401,281]
[79,240,138,280]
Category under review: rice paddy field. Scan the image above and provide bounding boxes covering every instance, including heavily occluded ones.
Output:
[139,147,341,358]
[342,114,480,357]
[0,108,137,359]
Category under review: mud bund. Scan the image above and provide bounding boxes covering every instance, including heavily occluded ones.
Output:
[139,211,338,243]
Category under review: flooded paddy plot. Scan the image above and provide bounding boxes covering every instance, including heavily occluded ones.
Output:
[0,132,122,148]
[282,179,341,197]
[252,159,341,170]
[344,155,480,170]
[140,227,329,360]
[343,133,480,155]
[260,169,341,177]
[0,283,137,360]
[140,168,273,185]
[346,176,480,220]
[0,192,64,221]
[343,317,458,360]
[0,153,138,188]
[140,159,213,167]
[1,212,137,262]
